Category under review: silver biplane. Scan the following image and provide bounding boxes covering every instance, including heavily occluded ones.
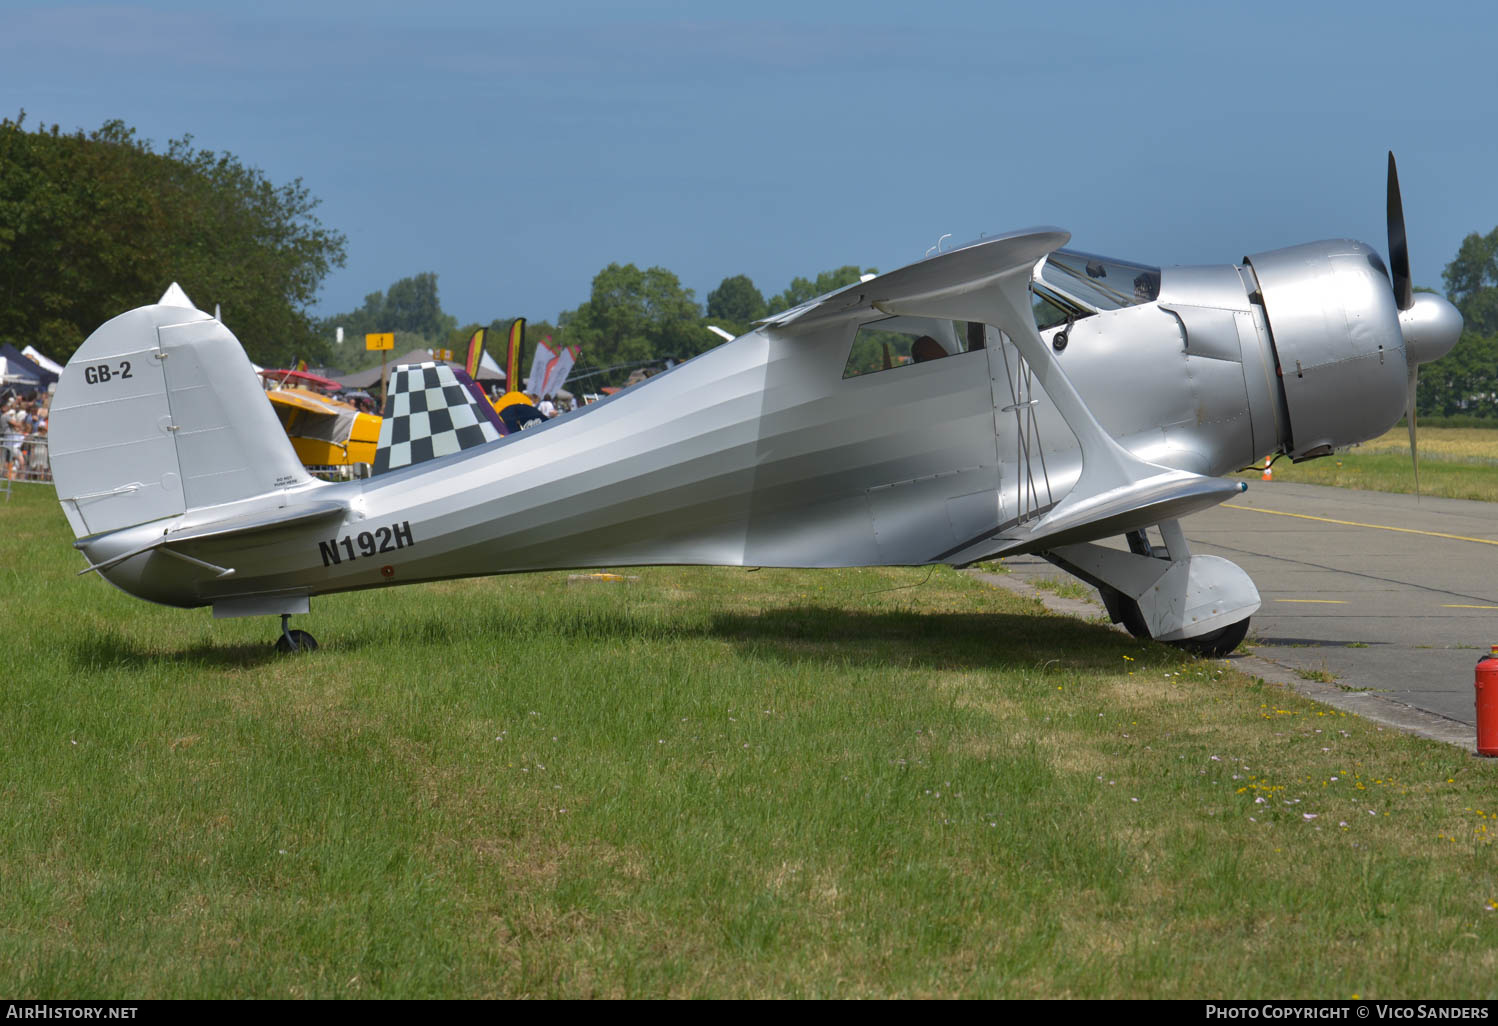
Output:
[51,156,1462,654]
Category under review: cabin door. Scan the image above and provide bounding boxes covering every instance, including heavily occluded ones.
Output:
[853,318,1005,565]
[986,325,1069,532]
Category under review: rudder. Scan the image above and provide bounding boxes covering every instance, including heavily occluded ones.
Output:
[51,289,313,538]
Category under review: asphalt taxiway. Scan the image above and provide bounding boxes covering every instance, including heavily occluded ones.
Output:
[988,480,1498,747]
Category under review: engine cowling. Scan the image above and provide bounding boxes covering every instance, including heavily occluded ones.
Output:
[1245,240,1408,460]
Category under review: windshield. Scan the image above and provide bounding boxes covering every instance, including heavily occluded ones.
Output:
[1037,249,1160,313]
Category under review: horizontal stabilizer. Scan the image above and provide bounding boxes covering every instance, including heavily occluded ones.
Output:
[76,501,347,577]
[155,500,348,545]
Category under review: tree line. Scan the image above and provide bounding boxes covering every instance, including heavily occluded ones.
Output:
[317,263,878,390]
[3,115,1497,412]
[0,113,345,369]
[1423,230,1498,419]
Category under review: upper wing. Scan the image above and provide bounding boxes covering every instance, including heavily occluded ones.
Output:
[267,388,344,418]
[760,227,1070,332]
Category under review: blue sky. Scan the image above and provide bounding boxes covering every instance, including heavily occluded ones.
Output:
[4,1,1496,330]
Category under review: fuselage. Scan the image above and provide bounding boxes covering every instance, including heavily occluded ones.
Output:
[78,239,1422,612]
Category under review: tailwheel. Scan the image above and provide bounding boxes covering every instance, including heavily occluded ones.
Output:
[1166,617,1250,659]
[274,614,319,654]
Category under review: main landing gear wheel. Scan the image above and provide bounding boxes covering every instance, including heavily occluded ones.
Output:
[274,613,318,654]
[1167,617,1250,658]
[1114,597,1250,658]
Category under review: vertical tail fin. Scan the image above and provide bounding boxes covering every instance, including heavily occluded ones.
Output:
[372,362,504,475]
[51,286,313,538]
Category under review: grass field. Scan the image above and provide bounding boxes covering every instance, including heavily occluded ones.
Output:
[4,483,1498,998]
[1239,426,1498,501]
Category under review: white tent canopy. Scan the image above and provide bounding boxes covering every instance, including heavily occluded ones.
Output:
[21,346,63,376]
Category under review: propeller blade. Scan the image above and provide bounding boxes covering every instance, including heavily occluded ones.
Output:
[1387,151,1413,311]
[1406,363,1420,500]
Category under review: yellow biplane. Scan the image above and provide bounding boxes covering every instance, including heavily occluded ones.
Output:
[259,370,381,480]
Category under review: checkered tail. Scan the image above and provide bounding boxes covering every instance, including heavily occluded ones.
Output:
[372,362,504,475]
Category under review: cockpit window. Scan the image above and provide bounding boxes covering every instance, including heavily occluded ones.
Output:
[843,315,984,379]
[1031,287,1076,331]
[1037,249,1160,313]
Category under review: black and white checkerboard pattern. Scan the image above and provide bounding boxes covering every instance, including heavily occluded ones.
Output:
[372,362,502,475]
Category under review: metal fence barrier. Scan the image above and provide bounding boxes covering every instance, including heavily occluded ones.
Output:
[3,435,51,486]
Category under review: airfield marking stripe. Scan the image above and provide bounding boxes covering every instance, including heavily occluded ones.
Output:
[1274,598,1348,604]
[1441,604,1498,610]
[1221,504,1498,547]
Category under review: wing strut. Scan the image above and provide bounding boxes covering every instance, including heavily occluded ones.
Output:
[870,231,1244,554]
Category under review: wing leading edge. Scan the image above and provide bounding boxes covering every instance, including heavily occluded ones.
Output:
[761,227,1070,332]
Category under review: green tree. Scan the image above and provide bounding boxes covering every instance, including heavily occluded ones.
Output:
[1416,331,1498,418]
[766,265,878,316]
[706,274,766,324]
[559,264,704,386]
[1419,230,1498,418]
[322,272,459,370]
[1443,228,1498,338]
[0,113,346,366]
[328,273,455,340]
[383,273,457,338]
[333,290,390,340]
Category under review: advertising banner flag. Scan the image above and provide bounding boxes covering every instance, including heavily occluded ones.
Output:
[525,337,557,396]
[542,345,581,398]
[465,328,486,379]
[506,318,526,388]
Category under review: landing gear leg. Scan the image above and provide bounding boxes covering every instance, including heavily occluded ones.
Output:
[1109,592,1153,641]
[274,613,319,654]
[1043,518,1260,656]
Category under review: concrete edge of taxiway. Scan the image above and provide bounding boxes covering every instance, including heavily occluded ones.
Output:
[967,569,1481,755]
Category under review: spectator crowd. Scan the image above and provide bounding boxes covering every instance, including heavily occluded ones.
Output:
[3,394,49,482]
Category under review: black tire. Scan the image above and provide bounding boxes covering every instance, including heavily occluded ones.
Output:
[275,629,319,654]
[1116,596,1152,640]
[1167,618,1250,658]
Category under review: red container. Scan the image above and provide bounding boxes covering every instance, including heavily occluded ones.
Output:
[1477,646,1498,757]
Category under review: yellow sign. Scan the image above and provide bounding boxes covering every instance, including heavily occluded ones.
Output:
[433,348,454,362]
[365,333,394,351]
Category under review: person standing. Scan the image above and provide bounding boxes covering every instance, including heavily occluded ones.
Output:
[2,399,27,479]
